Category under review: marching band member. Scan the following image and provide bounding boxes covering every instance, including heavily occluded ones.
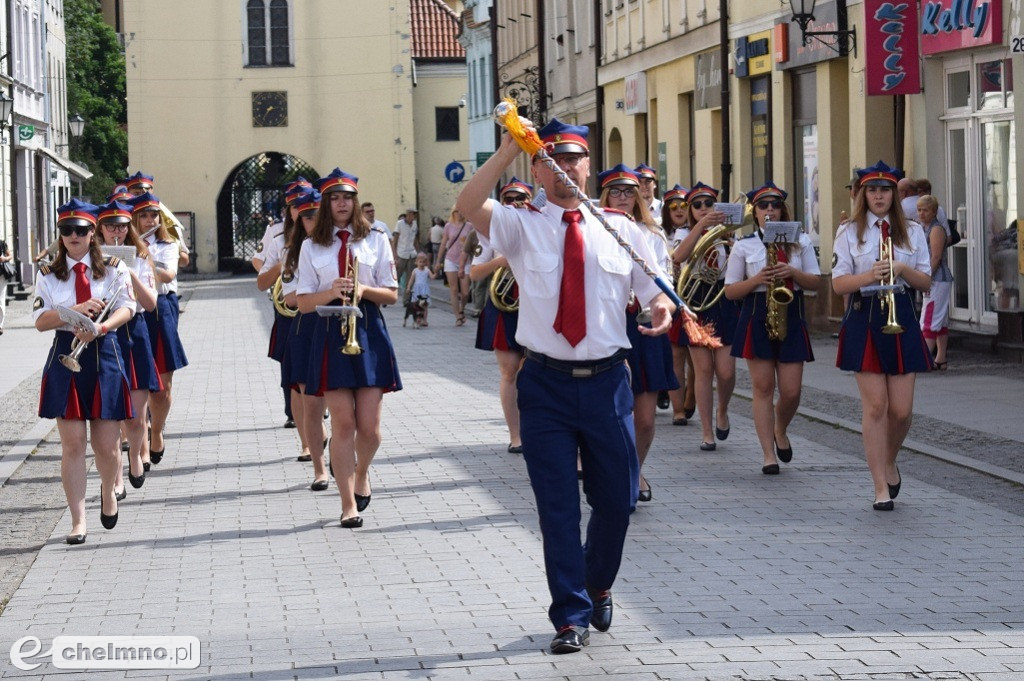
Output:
[34,200,136,544]
[131,192,189,466]
[282,190,330,484]
[469,177,531,454]
[634,163,662,222]
[662,185,697,426]
[256,178,313,429]
[598,164,678,503]
[97,200,160,490]
[296,169,402,528]
[723,183,820,474]
[456,118,675,654]
[124,172,190,270]
[833,161,933,511]
[671,182,739,451]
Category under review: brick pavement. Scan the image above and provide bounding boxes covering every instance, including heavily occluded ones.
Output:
[0,276,1022,680]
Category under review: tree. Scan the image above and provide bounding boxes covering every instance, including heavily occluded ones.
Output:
[65,0,127,200]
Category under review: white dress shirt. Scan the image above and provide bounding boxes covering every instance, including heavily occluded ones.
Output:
[832,214,930,289]
[674,226,729,281]
[144,235,180,295]
[33,252,135,330]
[725,232,820,291]
[489,201,662,361]
[296,226,398,295]
[255,221,284,263]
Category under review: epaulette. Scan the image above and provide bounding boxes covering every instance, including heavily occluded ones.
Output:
[38,264,52,276]
[601,207,635,222]
[104,256,121,267]
[371,225,387,235]
[513,201,541,213]
[741,232,757,240]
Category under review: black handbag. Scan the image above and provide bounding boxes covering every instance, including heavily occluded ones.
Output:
[947,219,962,247]
[0,240,14,279]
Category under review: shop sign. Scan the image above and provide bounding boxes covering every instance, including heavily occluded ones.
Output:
[734,31,772,79]
[18,125,35,141]
[865,0,922,95]
[921,0,1002,54]
[694,51,722,110]
[624,72,648,115]
[776,1,844,69]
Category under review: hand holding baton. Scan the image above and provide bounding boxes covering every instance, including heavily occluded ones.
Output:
[492,100,720,347]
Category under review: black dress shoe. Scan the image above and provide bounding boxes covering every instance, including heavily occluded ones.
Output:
[684,406,696,419]
[671,417,688,426]
[590,591,613,632]
[340,515,363,528]
[143,461,151,472]
[699,441,716,451]
[355,493,371,512]
[115,487,127,502]
[128,470,146,488]
[637,479,652,502]
[762,463,780,475]
[888,467,902,500]
[100,497,119,530]
[310,479,329,491]
[284,418,296,429]
[150,449,164,465]
[297,454,312,462]
[120,441,130,452]
[873,500,895,511]
[65,534,87,545]
[775,438,793,463]
[715,420,730,441]
[507,443,523,454]
[657,391,670,410]
[550,626,589,654]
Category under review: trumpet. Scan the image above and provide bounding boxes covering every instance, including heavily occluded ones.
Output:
[341,255,363,355]
[676,194,752,312]
[488,266,518,312]
[59,270,127,373]
[878,234,904,335]
[765,239,795,341]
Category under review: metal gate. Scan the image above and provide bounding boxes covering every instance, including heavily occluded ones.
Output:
[216,152,318,271]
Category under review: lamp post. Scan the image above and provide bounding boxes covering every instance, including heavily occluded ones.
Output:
[788,0,857,56]
[0,92,13,137]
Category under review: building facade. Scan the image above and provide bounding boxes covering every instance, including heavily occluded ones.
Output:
[458,0,495,180]
[494,0,540,182]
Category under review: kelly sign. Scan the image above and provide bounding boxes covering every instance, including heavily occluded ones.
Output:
[920,0,1002,54]
[865,0,922,95]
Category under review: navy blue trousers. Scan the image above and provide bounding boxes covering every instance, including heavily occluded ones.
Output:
[516,358,638,631]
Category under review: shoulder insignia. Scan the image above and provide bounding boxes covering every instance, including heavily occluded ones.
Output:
[831,251,839,269]
[38,264,52,275]
[33,296,43,311]
[601,207,635,222]
[371,225,386,235]
[104,256,121,267]
[281,271,294,284]
[256,241,265,253]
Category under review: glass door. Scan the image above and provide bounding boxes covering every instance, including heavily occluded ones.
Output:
[946,121,972,321]
[981,118,1018,313]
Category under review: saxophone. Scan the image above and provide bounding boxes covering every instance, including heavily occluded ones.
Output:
[765,243,794,341]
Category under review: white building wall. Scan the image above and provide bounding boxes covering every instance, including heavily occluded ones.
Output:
[460,0,494,176]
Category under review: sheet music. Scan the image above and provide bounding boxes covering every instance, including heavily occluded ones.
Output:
[763,221,802,244]
[714,202,745,225]
[55,306,100,335]
[102,245,137,267]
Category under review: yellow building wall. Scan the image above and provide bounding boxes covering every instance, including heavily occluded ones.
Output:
[412,68,470,233]
[122,0,415,273]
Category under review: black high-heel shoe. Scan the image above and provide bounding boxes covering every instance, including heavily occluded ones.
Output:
[115,487,127,502]
[310,479,329,492]
[100,492,119,530]
[873,500,894,511]
[715,418,730,441]
[65,533,87,545]
[637,479,652,502]
[762,464,780,475]
[888,467,902,500]
[340,515,363,529]
[143,461,151,472]
[774,438,793,463]
[355,493,371,512]
[150,449,164,465]
[128,469,146,488]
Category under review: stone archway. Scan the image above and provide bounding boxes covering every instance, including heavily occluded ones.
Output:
[215,151,319,272]
[607,128,623,167]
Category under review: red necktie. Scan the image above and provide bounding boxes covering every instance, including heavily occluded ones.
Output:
[553,210,586,347]
[73,262,91,304]
[775,245,794,290]
[337,230,351,297]
[878,219,890,242]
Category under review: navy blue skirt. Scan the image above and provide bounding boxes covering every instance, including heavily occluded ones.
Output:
[475,297,521,352]
[287,311,316,390]
[625,306,680,394]
[144,293,189,374]
[39,331,134,421]
[731,291,815,363]
[837,289,933,374]
[304,301,403,395]
[268,310,293,363]
[116,315,163,392]
[693,283,739,347]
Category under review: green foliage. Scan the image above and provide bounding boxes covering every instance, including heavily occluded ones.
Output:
[65,0,127,199]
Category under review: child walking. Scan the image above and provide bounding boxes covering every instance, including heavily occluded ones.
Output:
[406,252,432,327]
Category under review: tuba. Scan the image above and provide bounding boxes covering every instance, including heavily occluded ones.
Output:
[676,194,752,312]
[271,274,298,318]
[341,255,363,355]
[765,240,795,341]
[488,266,518,312]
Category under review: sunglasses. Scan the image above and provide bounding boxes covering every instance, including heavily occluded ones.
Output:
[502,195,525,204]
[607,187,637,198]
[690,199,715,210]
[756,200,783,210]
[102,223,130,232]
[59,224,93,237]
[666,200,686,211]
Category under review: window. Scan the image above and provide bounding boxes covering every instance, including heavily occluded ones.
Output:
[245,0,291,67]
[435,107,460,141]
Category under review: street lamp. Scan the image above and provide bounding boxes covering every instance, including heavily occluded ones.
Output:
[69,113,85,138]
[788,0,857,56]
[0,92,13,136]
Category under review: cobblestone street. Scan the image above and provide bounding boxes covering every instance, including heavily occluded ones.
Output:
[0,276,1022,680]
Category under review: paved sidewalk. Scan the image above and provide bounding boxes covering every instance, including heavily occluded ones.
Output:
[1,276,1023,680]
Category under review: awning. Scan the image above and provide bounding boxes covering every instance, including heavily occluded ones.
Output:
[35,147,93,181]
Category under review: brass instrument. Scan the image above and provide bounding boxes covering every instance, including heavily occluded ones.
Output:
[271,274,298,318]
[488,266,518,312]
[765,239,795,341]
[341,255,363,355]
[878,234,905,335]
[59,270,127,373]
[676,194,753,312]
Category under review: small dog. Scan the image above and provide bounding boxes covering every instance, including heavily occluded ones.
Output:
[404,295,429,328]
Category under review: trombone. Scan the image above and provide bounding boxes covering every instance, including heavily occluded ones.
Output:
[59,269,127,373]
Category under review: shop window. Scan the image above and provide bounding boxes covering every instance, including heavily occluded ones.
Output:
[946,71,970,109]
[245,0,292,67]
[977,59,1013,111]
[791,69,819,248]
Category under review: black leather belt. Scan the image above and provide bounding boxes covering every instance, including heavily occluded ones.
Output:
[524,349,628,378]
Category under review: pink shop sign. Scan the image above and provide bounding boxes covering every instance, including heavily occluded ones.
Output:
[920,0,1003,55]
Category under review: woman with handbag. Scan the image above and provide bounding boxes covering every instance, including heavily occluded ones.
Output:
[0,237,13,334]
[434,208,473,326]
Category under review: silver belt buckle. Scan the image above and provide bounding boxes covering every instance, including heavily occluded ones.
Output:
[572,366,595,378]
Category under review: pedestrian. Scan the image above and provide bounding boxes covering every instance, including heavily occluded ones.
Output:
[34,199,136,544]
[460,228,487,317]
[361,202,392,239]
[96,199,160,492]
[915,178,950,235]
[456,116,675,654]
[833,161,933,511]
[131,191,189,467]
[661,185,697,425]
[671,182,739,451]
[0,235,13,334]
[296,168,402,528]
[429,217,444,272]
[917,195,952,369]
[598,164,678,502]
[405,252,432,327]
[392,208,419,301]
[723,183,820,474]
[634,163,662,221]
[897,177,920,224]
[435,207,473,326]
[281,189,330,484]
